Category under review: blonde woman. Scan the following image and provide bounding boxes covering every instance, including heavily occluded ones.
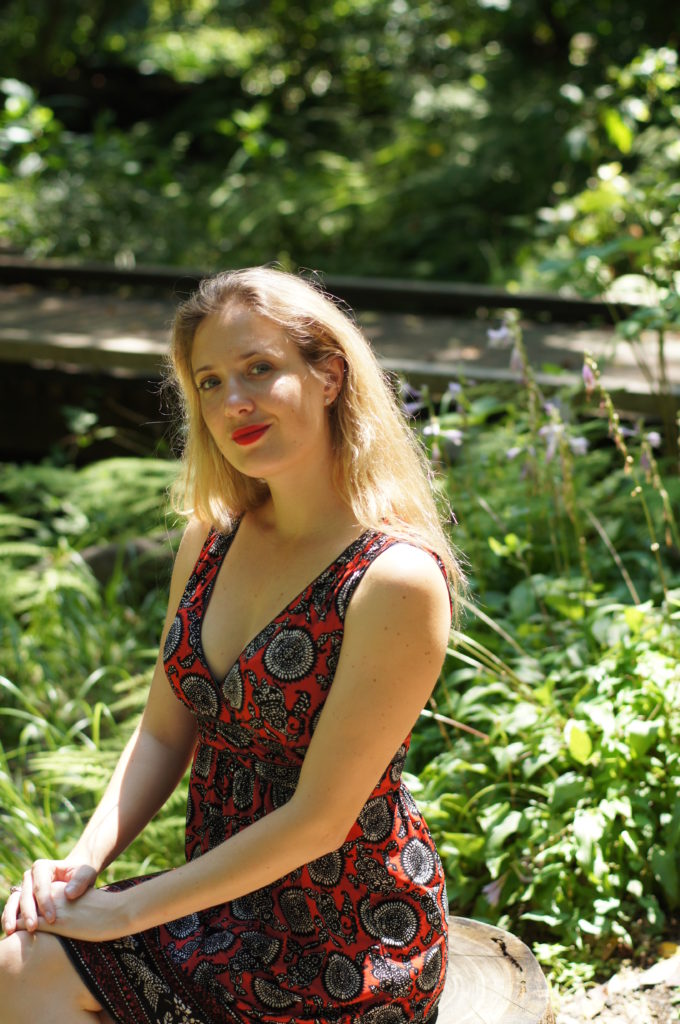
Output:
[1,268,463,1024]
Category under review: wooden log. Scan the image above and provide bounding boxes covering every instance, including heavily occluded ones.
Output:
[438,916,554,1024]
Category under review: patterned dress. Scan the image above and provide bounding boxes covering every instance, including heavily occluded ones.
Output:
[60,527,449,1024]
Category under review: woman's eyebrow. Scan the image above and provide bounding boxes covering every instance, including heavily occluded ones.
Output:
[193,348,275,376]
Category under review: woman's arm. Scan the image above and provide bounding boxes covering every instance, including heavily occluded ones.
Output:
[5,519,209,936]
[66,520,209,873]
[30,542,452,942]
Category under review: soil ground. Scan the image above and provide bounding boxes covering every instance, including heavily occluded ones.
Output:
[556,958,680,1023]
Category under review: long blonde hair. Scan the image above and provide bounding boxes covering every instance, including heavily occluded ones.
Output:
[167,267,465,612]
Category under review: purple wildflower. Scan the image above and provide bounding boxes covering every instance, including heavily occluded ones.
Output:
[506,446,523,460]
[568,436,589,456]
[645,430,662,449]
[539,422,563,463]
[545,398,568,418]
[447,381,462,396]
[487,324,513,348]
[582,362,596,396]
[482,875,507,908]
[400,382,426,417]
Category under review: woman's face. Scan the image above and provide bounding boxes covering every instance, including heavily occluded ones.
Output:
[191,305,342,482]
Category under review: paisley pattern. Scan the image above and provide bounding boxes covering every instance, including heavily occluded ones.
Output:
[59,527,449,1024]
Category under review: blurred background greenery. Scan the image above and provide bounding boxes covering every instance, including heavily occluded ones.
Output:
[1,0,678,290]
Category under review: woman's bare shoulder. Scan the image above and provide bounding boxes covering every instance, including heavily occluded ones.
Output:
[172,517,212,581]
[362,540,449,591]
[348,540,451,629]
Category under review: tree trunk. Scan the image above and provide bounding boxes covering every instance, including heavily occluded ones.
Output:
[438,916,554,1024]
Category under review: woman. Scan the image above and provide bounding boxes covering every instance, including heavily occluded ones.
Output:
[1,267,462,1024]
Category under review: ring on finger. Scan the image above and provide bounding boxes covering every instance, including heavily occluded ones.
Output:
[9,885,22,895]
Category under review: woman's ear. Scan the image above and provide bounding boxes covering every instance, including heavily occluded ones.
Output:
[323,355,345,405]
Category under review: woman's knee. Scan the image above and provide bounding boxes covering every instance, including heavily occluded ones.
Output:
[0,931,103,1014]
[0,930,32,976]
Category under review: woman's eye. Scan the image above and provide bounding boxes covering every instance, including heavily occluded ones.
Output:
[197,376,219,392]
[249,361,272,376]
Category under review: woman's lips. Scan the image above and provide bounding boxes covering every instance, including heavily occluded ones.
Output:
[231,424,270,446]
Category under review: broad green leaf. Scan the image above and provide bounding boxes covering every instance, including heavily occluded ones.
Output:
[628,719,662,758]
[620,830,639,855]
[602,108,634,153]
[650,847,679,908]
[488,536,507,557]
[578,916,604,937]
[565,721,593,765]
[550,772,585,812]
[440,833,485,858]
[487,810,523,852]
[574,809,605,868]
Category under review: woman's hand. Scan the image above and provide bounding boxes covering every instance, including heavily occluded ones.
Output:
[14,881,135,943]
[2,859,97,936]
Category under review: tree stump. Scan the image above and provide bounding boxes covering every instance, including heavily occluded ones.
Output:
[438,916,554,1024]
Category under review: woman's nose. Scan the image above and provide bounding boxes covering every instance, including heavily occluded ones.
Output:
[223,376,255,415]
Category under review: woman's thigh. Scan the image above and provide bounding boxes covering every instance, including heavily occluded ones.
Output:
[0,930,109,1023]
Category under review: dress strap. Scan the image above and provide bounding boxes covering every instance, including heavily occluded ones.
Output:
[333,533,397,622]
[334,533,452,622]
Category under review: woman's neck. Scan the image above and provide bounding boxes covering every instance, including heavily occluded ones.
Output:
[252,473,357,546]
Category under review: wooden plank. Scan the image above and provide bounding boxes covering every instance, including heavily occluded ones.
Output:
[0,255,627,322]
[1,286,678,400]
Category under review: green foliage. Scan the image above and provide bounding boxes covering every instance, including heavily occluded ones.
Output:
[535,47,680,292]
[404,333,680,983]
[0,459,177,758]
[0,458,184,884]
[410,594,680,982]
[0,3,676,281]
[0,457,178,547]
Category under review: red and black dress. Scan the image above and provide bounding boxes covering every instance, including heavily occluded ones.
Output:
[60,527,449,1024]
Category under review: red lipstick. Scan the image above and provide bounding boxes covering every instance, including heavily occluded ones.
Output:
[231,424,270,446]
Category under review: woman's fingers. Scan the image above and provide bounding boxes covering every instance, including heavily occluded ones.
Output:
[31,859,57,923]
[20,867,39,931]
[65,864,97,899]
[3,860,97,936]
[19,859,61,929]
[1,888,22,935]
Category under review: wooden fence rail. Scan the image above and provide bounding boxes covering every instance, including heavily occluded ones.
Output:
[0,255,628,323]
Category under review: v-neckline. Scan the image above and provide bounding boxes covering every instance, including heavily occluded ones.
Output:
[196,524,375,686]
